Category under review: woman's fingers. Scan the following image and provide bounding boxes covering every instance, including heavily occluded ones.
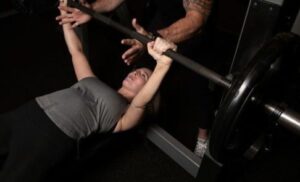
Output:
[147,42,155,55]
[71,21,81,28]
[147,41,161,60]
[55,14,64,20]
[153,38,177,53]
[56,14,73,20]
[58,5,75,13]
[59,17,75,25]
[147,38,176,65]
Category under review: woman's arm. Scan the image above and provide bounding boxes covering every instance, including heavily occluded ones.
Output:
[114,38,177,132]
[59,1,95,80]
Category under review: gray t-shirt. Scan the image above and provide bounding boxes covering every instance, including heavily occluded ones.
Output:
[36,77,128,139]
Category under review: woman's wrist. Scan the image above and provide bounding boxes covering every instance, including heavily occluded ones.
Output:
[155,62,171,70]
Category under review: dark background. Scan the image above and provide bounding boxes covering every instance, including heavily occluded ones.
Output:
[0,0,300,182]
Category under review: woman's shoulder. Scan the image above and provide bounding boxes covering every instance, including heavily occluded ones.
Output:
[75,76,106,87]
[72,76,118,98]
[77,76,99,83]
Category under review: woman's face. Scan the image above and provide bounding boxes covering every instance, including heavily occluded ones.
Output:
[122,68,152,95]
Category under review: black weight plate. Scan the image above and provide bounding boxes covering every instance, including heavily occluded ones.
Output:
[209,33,298,162]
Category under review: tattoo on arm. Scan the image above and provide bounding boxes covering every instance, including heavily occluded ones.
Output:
[183,0,212,19]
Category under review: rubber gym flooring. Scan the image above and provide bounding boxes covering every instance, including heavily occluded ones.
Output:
[1,10,300,182]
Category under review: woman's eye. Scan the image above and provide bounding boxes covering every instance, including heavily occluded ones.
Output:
[142,74,147,80]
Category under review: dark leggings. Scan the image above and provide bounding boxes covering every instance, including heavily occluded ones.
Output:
[0,100,75,182]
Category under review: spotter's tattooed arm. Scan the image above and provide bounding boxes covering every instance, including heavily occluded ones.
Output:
[91,0,124,13]
[157,0,213,43]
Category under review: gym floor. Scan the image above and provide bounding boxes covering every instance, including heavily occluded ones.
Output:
[1,4,300,182]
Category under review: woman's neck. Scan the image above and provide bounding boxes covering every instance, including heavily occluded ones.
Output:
[118,87,134,102]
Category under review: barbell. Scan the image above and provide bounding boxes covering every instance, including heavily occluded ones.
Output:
[67,0,300,162]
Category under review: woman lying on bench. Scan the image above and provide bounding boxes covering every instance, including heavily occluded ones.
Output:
[0,1,177,182]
